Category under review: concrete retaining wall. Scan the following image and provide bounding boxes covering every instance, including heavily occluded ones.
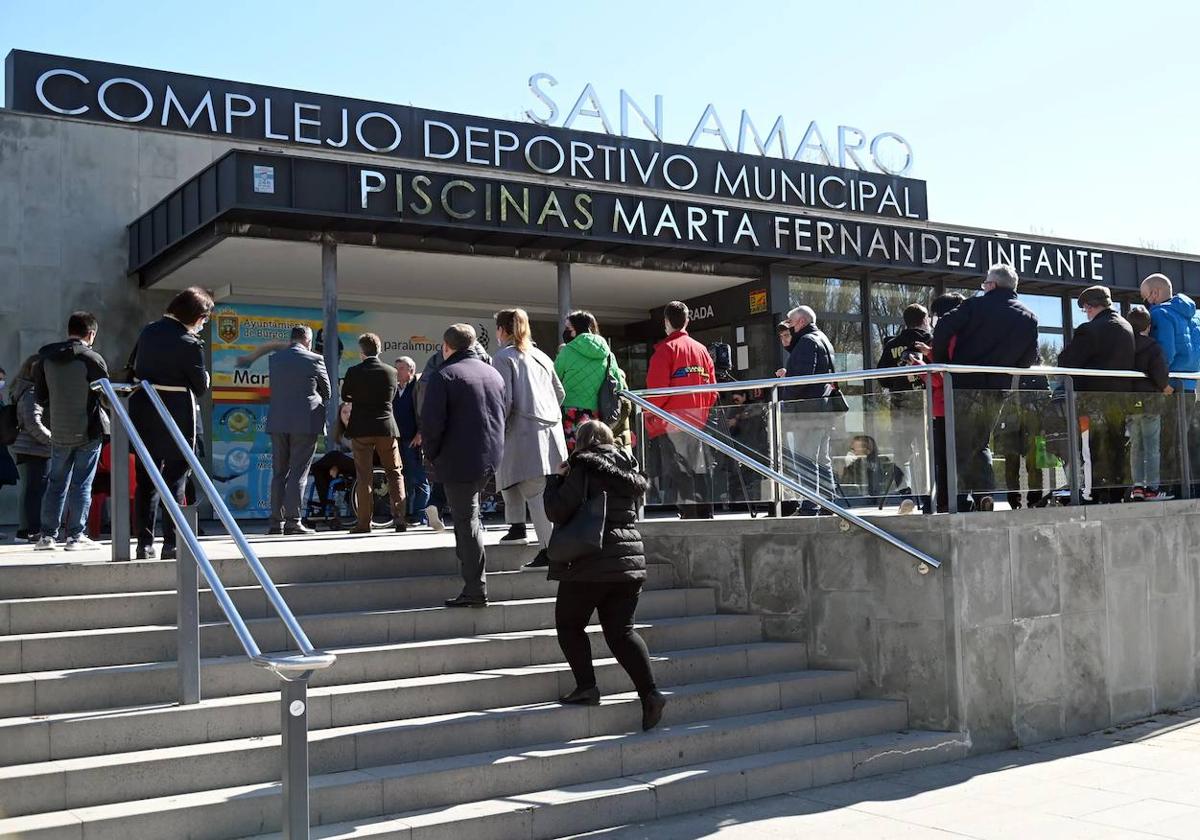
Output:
[642,500,1200,752]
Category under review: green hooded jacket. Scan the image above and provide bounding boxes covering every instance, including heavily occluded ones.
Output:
[554,333,625,411]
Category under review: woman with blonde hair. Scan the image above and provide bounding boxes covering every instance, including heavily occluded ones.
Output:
[492,308,567,548]
[543,419,665,731]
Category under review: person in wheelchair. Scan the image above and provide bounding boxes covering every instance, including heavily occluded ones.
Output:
[305,402,356,529]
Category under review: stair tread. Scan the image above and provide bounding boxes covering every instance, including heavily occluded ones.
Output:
[0,587,713,642]
[0,674,883,776]
[0,729,962,836]
[0,613,756,683]
[0,642,818,729]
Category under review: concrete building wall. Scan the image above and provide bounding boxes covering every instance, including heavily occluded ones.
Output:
[642,499,1200,753]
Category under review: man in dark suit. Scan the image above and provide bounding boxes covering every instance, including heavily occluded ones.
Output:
[266,325,331,535]
[421,324,506,607]
[341,332,406,534]
[392,356,431,526]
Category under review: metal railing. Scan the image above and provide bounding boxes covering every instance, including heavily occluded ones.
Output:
[94,379,334,840]
[629,363,1200,570]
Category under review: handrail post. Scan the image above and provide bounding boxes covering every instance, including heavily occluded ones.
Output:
[177,505,201,705]
[636,407,646,519]
[109,402,131,562]
[1178,388,1193,500]
[1064,376,1083,507]
[769,385,782,518]
[281,675,312,840]
[923,373,937,514]
[943,372,959,513]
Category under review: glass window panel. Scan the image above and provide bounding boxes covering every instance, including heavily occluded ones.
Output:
[1038,332,1063,367]
[789,276,862,315]
[1022,294,1065,329]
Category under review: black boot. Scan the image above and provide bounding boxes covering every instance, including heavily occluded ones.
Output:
[559,685,601,705]
[641,691,667,731]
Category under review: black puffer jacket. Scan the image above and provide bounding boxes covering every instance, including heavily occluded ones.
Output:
[543,444,648,583]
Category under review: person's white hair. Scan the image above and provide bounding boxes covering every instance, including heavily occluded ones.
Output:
[395,355,416,370]
[787,305,817,327]
[1141,273,1173,299]
[986,263,1019,290]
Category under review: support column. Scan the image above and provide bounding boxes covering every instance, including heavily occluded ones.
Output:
[322,237,339,447]
[176,505,200,705]
[557,262,572,332]
[280,677,311,839]
[109,397,131,562]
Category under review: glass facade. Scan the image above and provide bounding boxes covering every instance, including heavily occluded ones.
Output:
[788,276,865,372]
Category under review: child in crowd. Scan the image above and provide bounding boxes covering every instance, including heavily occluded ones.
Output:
[1127,305,1172,501]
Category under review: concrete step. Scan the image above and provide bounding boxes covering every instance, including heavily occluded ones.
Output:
[0,726,964,840]
[0,585,714,673]
[0,642,818,766]
[0,672,888,816]
[0,541,545,600]
[0,613,765,717]
[0,563,676,635]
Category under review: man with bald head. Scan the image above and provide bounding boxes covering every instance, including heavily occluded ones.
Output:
[1141,273,1200,392]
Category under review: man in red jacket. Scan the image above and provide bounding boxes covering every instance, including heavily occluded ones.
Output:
[646,301,718,519]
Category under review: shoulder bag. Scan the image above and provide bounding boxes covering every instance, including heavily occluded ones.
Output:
[547,471,608,566]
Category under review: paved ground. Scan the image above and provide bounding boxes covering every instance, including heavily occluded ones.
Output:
[572,708,1200,839]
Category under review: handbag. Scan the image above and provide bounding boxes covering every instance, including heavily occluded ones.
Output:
[596,354,625,427]
[546,471,608,566]
[827,385,850,413]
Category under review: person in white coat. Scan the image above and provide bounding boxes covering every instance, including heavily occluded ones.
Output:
[492,308,567,554]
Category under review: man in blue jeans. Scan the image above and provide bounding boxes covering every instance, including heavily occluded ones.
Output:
[34,312,109,551]
[392,356,431,525]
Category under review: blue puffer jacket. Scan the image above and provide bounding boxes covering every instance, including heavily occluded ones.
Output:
[1150,294,1200,391]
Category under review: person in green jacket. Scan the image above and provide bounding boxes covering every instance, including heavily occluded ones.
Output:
[554,311,627,452]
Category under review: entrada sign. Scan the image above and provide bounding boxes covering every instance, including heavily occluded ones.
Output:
[3,50,929,221]
[525,72,915,177]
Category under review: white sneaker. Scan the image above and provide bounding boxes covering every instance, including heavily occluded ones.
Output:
[34,535,57,551]
[425,506,445,532]
[898,498,917,515]
[64,535,100,552]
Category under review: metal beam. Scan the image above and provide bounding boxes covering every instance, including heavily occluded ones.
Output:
[322,237,339,445]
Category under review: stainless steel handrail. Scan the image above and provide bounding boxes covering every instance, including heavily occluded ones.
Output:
[95,379,332,839]
[631,363,1200,398]
[623,390,941,572]
[97,380,335,678]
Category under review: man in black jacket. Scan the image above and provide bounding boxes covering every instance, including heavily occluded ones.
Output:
[1059,285,1136,503]
[877,303,934,513]
[34,312,109,551]
[421,324,506,607]
[775,306,837,514]
[932,264,1039,511]
[341,332,406,534]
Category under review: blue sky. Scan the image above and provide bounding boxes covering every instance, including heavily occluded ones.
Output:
[2,0,1196,252]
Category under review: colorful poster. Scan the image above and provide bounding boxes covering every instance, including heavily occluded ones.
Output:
[209,302,496,518]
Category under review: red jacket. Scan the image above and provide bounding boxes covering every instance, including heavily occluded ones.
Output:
[645,330,717,439]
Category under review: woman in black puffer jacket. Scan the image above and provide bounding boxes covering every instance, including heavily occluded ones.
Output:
[543,419,666,731]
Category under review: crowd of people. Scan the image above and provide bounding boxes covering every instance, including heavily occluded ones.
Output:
[766,265,1200,513]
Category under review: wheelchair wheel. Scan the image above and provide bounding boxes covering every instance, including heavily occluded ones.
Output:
[350,468,395,527]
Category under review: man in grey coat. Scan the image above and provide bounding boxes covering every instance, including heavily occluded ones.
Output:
[266,325,331,535]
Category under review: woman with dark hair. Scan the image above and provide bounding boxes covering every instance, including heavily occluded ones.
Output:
[554,310,627,452]
[10,354,51,540]
[543,419,666,731]
[128,286,214,559]
[307,402,356,527]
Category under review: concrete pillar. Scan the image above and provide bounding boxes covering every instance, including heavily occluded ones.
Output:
[321,237,339,445]
[557,262,572,333]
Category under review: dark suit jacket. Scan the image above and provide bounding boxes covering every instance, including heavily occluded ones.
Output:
[392,378,420,442]
[341,356,400,438]
[128,317,210,461]
[267,344,331,435]
[420,351,505,484]
[1058,309,1136,393]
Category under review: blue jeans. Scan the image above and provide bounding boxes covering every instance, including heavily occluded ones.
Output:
[400,440,431,521]
[1127,412,1162,488]
[41,439,102,540]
